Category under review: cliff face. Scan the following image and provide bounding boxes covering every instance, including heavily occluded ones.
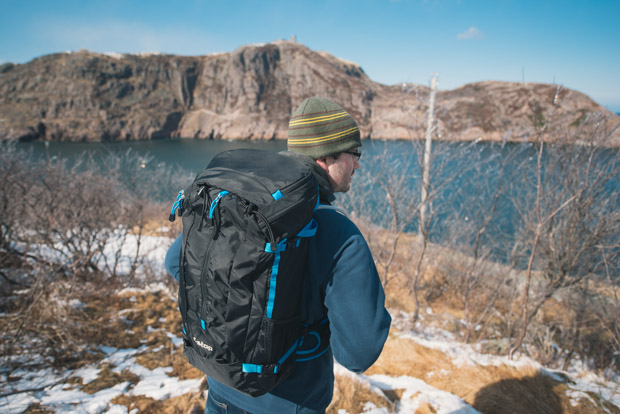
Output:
[1,41,618,144]
[174,42,378,140]
[0,52,199,141]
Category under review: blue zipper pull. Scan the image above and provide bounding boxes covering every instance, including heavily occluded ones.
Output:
[169,189,185,222]
[208,191,230,219]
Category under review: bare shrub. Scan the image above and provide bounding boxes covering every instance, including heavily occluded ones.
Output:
[0,275,124,370]
[508,112,620,360]
[343,139,477,324]
[345,97,619,377]
[344,142,420,289]
[0,145,186,370]
[434,142,526,343]
[22,159,125,279]
[547,280,620,374]
[0,142,37,288]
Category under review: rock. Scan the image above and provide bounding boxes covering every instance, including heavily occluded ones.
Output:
[1,41,618,145]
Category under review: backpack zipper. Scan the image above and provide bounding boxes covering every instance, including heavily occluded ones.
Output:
[168,189,185,222]
[264,177,318,224]
[198,220,218,327]
[241,199,277,248]
[279,173,313,195]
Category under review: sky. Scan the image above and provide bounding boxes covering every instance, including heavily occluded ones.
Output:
[1,0,619,112]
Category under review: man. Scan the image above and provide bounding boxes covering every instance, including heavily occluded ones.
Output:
[165,97,391,414]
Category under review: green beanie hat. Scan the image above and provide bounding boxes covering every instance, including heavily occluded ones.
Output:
[288,97,362,159]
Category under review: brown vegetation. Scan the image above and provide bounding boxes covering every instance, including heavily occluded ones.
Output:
[328,373,393,414]
[1,106,619,412]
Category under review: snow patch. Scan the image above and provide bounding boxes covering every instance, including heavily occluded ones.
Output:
[103,52,124,60]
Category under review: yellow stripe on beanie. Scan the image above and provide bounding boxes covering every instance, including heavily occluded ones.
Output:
[289,111,350,127]
[288,127,360,146]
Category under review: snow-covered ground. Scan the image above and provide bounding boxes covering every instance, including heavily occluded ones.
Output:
[3,340,202,414]
[3,301,618,413]
[1,233,619,413]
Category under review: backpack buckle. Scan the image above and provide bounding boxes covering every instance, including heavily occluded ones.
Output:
[241,363,280,375]
[264,364,281,374]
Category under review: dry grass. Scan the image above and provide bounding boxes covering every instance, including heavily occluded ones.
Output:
[0,277,143,371]
[7,278,618,414]
[366,334,455,381]
[80,364,141,394]
[23,404,55,414]
[114,287,204,380]
[360,222,514,323]
[365,333,619,414]
[129,205,182,238]
[115,288,181,343]
[134,343,204,381]
[112,263,620,414]
[100,287,208,413]
[130,282,620,412]
[327,374,394,414]
[112,386,207,414]
[5,217,619,413]
[360,214,620,376]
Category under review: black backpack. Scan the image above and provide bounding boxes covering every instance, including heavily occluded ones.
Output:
[169,149,321,396]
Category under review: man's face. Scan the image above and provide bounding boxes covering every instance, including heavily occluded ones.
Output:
[316,149,361,193]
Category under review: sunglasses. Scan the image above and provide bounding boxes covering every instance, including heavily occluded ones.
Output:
[344,150,362,160]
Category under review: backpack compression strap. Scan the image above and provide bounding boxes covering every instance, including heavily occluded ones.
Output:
[242,338,300,374]
[264,219,318,318]
[242,218,319,375]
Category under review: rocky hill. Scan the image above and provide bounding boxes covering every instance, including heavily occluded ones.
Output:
[1,40,618,144]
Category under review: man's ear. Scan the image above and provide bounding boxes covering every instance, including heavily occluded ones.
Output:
[315,157,329,170]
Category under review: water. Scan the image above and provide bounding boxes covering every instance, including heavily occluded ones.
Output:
[20,139,287,176]
[15,138,620,272]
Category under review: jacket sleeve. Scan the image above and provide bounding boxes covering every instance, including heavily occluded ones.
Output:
[323,233,391,373]
[165,233,183,281]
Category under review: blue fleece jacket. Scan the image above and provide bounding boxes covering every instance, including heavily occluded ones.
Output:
[165,205,391,413]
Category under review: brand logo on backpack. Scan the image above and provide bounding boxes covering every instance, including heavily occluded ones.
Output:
[193,337,213,352]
